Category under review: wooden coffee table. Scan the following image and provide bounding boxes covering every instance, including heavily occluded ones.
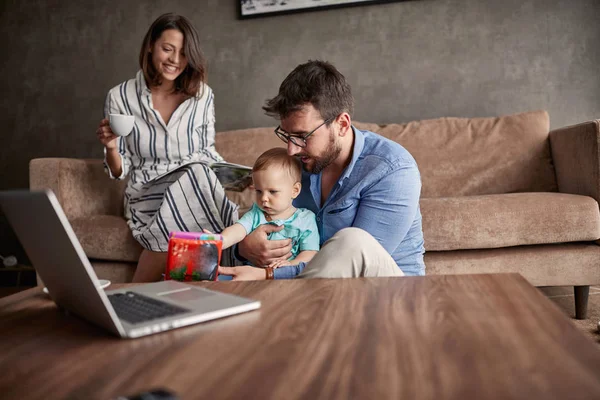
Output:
[1,273,599,399]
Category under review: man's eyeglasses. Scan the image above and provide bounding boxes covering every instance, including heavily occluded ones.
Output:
[274,117,334,148]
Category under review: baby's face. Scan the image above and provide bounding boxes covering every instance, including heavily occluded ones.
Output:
[252,168,299,218]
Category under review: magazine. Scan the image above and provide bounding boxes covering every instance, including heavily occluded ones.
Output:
[209,161,253,192]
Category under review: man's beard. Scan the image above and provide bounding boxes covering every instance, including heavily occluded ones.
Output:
[302,131,342,174]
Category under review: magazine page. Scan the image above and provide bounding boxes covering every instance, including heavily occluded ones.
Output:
[210,162,253,192]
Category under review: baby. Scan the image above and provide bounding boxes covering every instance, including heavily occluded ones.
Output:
[219,147,319,269]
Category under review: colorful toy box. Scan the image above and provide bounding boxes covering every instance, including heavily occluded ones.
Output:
[165,232,223,281]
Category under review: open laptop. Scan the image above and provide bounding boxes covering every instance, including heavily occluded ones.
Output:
[0,190,260,339]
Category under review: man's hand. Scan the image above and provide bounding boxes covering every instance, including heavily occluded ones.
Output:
[238,224,292,267]
[218,266,266,281]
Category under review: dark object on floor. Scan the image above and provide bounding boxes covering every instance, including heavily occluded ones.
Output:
[117,388,179,400]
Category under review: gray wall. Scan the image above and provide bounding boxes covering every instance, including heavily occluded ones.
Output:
[1,0,599,191]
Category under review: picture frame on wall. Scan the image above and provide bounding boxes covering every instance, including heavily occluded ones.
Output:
[239,0,409,19]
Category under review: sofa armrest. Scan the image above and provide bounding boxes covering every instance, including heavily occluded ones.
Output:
[549,120,600,204]
[29,158,127,219]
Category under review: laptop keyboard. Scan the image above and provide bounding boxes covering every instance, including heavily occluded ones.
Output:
[108,292,190,324]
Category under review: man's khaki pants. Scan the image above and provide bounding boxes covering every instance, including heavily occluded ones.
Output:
[298,228,404,278]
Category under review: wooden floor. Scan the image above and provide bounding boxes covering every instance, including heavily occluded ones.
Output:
[539,285,600,343]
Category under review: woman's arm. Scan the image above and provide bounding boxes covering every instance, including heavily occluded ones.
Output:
[100,91,130,179]
[101,124,123,177]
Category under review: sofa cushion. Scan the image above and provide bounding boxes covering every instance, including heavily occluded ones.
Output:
[424,243,600,287]
[421,193,600,251]
[88,260,136,283]
[71,215,143,262]
[355,110,557,197]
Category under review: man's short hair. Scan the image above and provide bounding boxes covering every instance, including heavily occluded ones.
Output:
[263,60,354,123]
[253,148,302,182]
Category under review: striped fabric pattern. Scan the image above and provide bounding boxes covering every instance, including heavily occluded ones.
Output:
[102,71,238,261]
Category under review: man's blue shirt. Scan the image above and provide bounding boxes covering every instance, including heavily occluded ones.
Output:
[293,126,425,276]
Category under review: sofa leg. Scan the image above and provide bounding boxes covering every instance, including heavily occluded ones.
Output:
[574,286,589,320]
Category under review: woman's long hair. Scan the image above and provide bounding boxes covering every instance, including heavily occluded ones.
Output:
[139,13,206,97]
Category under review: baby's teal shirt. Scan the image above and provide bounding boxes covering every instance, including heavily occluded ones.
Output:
[236,203,320,260]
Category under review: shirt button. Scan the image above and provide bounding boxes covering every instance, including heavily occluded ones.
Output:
[316,217,320,221]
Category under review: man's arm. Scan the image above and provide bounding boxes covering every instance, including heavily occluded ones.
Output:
[273,263,307,279]
[268,250,317,268]
[351,162,421,253]
[237,225,293,267]
[267,216,319,268]
[218,262,307,280]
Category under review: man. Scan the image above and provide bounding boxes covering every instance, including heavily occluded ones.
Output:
[218,60,424,280]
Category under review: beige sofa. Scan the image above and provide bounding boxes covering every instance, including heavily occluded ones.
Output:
[30,110,600,318]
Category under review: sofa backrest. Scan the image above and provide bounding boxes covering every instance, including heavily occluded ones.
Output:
[216,110,557,198]
[30,158,127,219]
[215,127,285,168]
[355,110,557,197]
[29,111,557,218]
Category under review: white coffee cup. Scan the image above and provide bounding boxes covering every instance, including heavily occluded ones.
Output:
[109,114,135,137]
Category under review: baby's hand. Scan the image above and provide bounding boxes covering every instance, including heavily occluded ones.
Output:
[268,258,291,269]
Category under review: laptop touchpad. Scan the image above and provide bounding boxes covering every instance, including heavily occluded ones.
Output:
[164,288,216,302]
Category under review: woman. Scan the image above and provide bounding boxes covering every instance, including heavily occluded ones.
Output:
[96,13,238,282]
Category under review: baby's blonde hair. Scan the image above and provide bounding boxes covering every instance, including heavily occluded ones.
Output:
[253,148,302,182]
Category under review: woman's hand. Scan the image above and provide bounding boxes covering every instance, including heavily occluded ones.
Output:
[96,118,118,150]
[218,266,266,281]
[238,225,292,267]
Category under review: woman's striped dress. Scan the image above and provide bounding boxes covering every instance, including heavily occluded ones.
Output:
[103,71,238,265]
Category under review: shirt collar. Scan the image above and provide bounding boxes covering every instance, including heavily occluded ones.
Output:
[136,70,152,97]
[340,125,365,181]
